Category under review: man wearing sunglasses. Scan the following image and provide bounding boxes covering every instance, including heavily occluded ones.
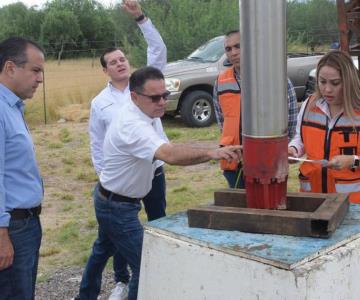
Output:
[212,30,298,188]
[86,66,242,300]
[81,1,168,300]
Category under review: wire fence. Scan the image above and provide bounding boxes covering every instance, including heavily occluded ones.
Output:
[29,32,347,125]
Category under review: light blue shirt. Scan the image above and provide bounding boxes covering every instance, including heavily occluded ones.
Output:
[0,83,43,227]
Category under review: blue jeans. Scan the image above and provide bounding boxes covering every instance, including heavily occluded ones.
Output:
[113,166,166,284]
[79,184,144,300]
[223,168,245,188]
[0,215,42,300]
[142,166,166,221]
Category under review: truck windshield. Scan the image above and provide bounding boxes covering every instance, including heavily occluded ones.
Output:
[187,36,225,63]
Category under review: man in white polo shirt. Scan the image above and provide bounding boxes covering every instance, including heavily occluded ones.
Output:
[86,1,167,299]
[80,66,242,300]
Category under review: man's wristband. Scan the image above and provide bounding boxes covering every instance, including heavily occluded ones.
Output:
[135,14,145,22]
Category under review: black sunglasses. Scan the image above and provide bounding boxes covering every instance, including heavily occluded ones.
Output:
[225,43,240,52]
[136,90,171,102]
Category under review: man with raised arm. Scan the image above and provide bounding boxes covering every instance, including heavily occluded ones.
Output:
[84,1,167,299]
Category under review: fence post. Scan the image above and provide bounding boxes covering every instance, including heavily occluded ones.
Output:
[91,49,96,68]
[42,70,47,125]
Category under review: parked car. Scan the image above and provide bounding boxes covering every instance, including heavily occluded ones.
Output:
[304,56,359,99]
[164,35,323,127]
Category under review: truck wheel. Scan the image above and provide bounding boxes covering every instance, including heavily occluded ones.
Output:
[180,91,215,127]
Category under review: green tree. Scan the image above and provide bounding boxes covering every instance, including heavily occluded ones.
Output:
[113,0,239,67]
[0,3,43,41]
[0,0,341,62]
[41,9,81,63]
[287,0,338,48]
[44,0,114,51]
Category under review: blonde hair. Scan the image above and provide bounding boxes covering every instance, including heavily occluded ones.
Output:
[314,50,360,118]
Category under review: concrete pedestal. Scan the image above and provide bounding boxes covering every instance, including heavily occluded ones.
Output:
[138,205,360,300]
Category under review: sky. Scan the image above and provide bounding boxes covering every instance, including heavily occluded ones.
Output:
[0,0,118,8]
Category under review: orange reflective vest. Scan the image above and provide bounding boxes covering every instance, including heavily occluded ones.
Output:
[300,99,360,203]
[217,67,241,170]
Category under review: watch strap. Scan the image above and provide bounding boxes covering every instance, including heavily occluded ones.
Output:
[355,155,360,167]
[135,14,145,22]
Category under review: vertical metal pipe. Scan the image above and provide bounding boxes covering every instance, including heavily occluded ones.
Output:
[240,0,288,209]
[240,0,287,138]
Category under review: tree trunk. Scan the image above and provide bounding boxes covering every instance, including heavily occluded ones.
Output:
[57,42,64,65]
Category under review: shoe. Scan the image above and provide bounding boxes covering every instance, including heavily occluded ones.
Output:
[108,282,129,300]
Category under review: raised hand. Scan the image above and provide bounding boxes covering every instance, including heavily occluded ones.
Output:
[121,0,143,19]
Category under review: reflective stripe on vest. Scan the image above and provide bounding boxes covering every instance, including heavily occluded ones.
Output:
[335,182,360,193]
[304,110,327,126]
[217,82,241,94]
[218,67,241,171]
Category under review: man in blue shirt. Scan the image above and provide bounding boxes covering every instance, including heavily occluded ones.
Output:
[0,37,45,300]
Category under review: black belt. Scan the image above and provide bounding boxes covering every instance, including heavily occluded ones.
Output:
[99,184,140,204]
[9,205,42,220]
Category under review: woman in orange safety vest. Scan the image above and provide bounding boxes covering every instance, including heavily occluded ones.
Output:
[288,50,360,204]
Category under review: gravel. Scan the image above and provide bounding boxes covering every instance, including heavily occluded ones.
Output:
[36,267,116,300]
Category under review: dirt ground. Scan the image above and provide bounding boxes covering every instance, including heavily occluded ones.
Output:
[35,267,114,299]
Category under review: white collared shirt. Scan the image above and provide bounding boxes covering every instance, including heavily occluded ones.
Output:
[289,97,344,157]
[88,18,167,175]
[100,100,167,198]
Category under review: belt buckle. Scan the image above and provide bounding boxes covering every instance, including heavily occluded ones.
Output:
[98,189,109,201]
[27,208,35,217]
[28,205,41,217]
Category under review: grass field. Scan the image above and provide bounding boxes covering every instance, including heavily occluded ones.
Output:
[25,58,108,125]
[21,58,300,280]
[29,115,300,281]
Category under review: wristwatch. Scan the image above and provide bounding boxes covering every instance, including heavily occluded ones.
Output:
[352,155,360,170]
[135,14,145,22]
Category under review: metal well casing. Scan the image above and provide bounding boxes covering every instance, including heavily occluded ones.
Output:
[240,0,288,209]
[240,0,287,138]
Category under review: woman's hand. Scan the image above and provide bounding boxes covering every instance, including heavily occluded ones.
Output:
[328,155,354,170]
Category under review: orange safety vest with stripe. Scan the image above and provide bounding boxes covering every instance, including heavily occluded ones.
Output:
[300,98,360,203]
[217,67,241,170]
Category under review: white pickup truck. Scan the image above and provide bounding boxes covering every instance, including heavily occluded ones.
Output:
[164,35,322,127]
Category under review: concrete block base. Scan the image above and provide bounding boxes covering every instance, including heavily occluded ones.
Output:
[138,205,360,300]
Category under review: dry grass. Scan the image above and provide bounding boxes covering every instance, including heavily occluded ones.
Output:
[26,58,108,124]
